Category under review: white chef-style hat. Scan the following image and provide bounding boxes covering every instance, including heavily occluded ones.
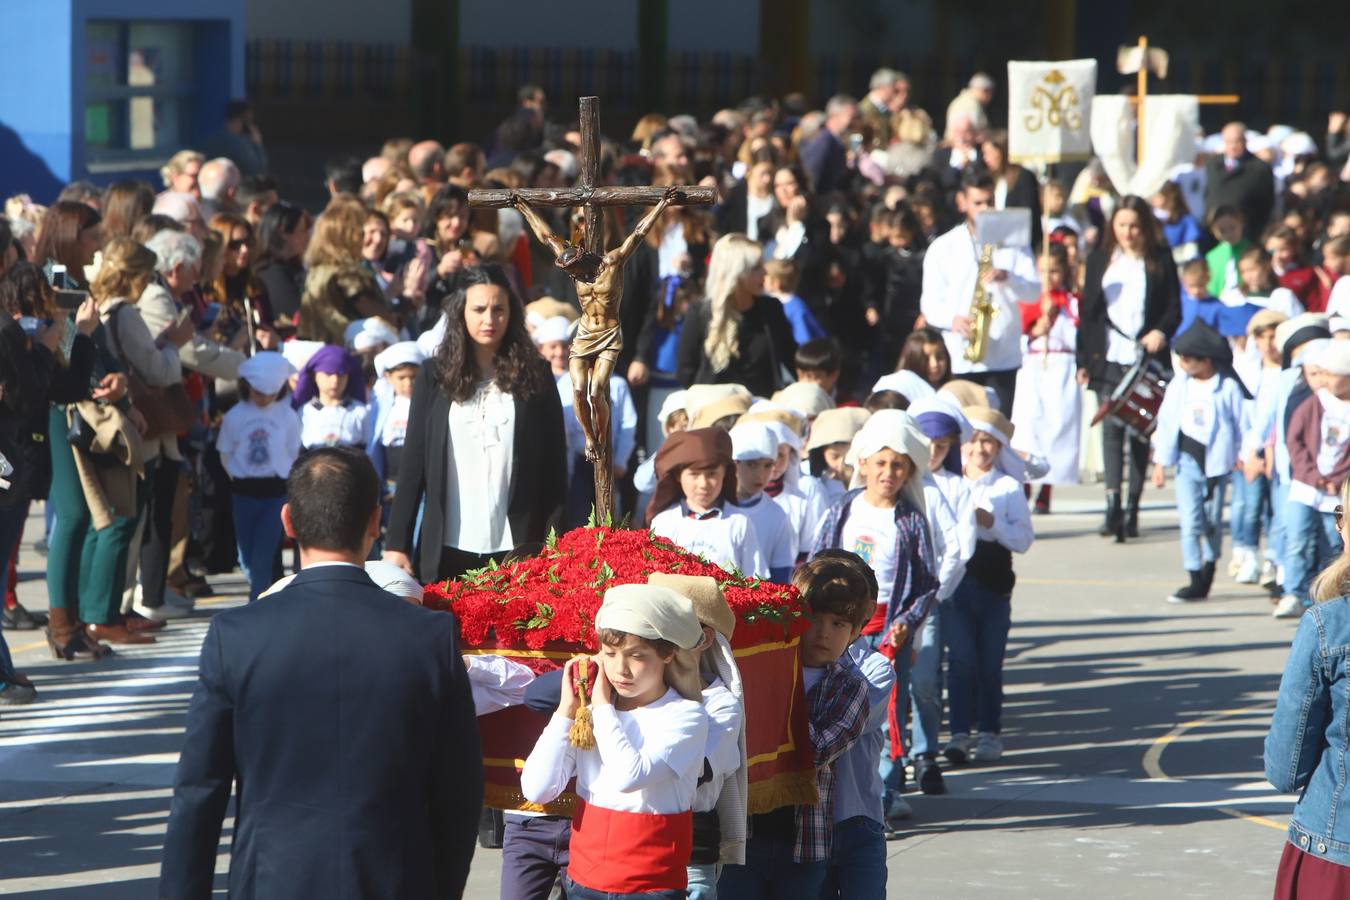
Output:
[237,351,295,396]
[374,341,426,377]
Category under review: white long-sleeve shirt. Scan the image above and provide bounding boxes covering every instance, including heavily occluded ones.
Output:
[693,678,743,814]
[463,654,535,717]
[923,478,966,602]
[520,688,709,814]
[965,468,1035,553]
[734,492,797,573]
[650,503,768,578]
[920,222,1040,374]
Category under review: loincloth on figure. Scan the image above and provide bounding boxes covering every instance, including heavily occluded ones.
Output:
[569,319,622,365]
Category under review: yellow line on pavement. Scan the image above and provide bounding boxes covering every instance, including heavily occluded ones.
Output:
[1143,706,1287,832]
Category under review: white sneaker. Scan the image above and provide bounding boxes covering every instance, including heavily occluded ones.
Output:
[1226,549,1247,578]
[971,732,1003,762]
[884,793,913,822]
[943,734,973,765]
[163,588,195,611]
[1235,555,1261,584]
[132,599,189,621]
[1273,595,1307,619]
[1260,560,1279,588]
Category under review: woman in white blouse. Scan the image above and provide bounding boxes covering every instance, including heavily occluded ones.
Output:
[1076,196,1182,542]
[384,266,566,581]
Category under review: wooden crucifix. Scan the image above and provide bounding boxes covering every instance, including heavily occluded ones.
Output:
[469,96,716,525]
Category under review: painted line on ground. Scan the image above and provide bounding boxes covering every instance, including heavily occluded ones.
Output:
[1142,706,1287,832]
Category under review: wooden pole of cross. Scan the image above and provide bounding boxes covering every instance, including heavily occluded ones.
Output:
[469,96,716,525]
[1121,36,1240,168]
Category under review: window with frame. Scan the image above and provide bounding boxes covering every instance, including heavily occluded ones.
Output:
[85,21,196,169]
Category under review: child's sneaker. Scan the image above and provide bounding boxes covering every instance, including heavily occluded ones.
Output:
[885,793,913,822]
[971,732,1003,762]
[1273,595,1307,619]
[1235,554,1261,584]
[943,734,972,765]
[1226,549,1245,578]
[1259,559,1279,589]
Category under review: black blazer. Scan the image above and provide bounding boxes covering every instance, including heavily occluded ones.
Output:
[1077,248,1181,388]
[387,364,566,581]
[1204,153,1275,242]
[676,295,797,399]
[160,566,482,899]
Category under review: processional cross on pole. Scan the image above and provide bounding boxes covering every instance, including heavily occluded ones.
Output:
[1120,35,1239,165]
[469,97,716,525]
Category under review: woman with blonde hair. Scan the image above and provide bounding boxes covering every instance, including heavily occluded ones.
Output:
[160,150,204,197]
[96,237,195,628]
[303,195,366,269]
[676,233,796,397]
[1266,477,1350,896]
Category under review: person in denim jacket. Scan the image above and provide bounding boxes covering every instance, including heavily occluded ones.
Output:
[1265,476,1350,897]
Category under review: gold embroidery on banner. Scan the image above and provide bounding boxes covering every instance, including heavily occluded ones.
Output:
[1024,68,1082,133]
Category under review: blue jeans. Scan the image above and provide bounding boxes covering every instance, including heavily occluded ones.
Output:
[1174,455,1226,572]
[1283,500,1342,605]
[686,863,718,900]
[1271,476,1289,565]
[232,492,286,602]
[822,816,887,899]
[944,577,1012,736]
[909,603,943,759]
[716,835,827,900]
[563,874,683,899]
[1230,470,1272,553]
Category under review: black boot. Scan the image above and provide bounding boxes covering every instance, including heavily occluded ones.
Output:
[1099,493,1122,538]
[1125,493,1142,538]
[1200,561,1216,594]
[1168,570,1209,604]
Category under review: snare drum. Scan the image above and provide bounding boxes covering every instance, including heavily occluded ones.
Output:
[1090,357,1169,436]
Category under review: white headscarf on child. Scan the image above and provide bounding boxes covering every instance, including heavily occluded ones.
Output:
[871,369,937,403]
[845,409,930,515]
[374,341,425,378]
[964,406,1027,480]
[595,585,706,697]
[730,422,779,461]
[1310,340,1350,376]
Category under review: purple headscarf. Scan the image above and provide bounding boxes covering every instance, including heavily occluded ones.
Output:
[292,344,367,408]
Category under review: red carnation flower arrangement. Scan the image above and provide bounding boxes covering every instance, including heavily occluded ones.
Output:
[423,526,809,665]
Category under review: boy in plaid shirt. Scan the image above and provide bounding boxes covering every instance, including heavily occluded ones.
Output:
[716,556,872,899]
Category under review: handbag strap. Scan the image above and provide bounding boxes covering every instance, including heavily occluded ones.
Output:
[104,301,143,382]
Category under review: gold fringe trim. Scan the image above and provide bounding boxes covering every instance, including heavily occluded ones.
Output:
[484,783,578,817]
[747,769,819,815]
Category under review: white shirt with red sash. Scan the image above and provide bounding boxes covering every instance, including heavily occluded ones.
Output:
[521,687,709,893]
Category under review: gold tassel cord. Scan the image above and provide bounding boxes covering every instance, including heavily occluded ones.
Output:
[568,657,597,749]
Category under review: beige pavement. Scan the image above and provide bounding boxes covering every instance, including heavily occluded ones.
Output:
[0,485,1301,898]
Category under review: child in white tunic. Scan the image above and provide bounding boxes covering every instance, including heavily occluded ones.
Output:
[729,422,799,583]
[647,427,768,578]
[216,352,302,602]
[294,344,372,449]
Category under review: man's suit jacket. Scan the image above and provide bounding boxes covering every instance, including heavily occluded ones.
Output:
[1204,153,1275,242]
[160,565,482,899]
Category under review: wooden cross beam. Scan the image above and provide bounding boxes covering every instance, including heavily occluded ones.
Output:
[468,97,716,246]
[1120,36,1240,166]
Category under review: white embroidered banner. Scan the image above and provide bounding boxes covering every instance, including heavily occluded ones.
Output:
[1007,59,1097,164]
[1091,94,1200,198]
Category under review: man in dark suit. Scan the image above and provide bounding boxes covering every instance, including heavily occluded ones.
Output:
[799,95,858,195]
[1205,122,1276,242]
[160,446,482,899]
